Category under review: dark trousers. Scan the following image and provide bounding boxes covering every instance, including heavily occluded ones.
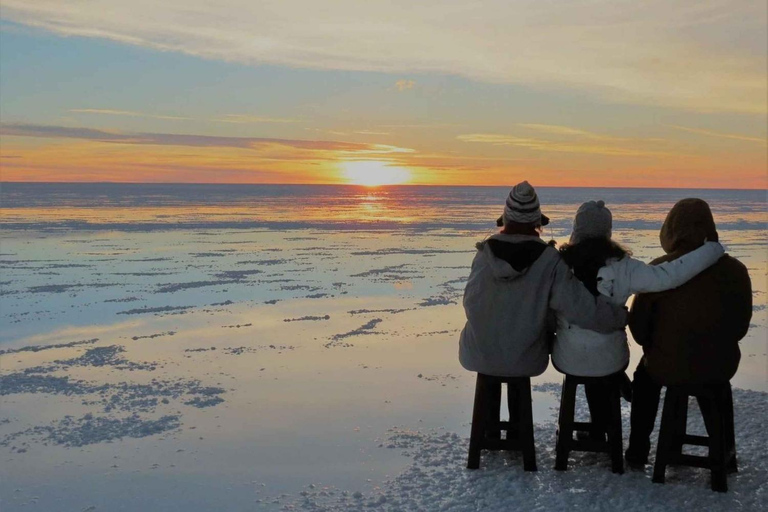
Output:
[628,359,723,457]
[584,371,626,434]
[627,361,662,456]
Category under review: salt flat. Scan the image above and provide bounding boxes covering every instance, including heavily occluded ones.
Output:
[1,184,766,511]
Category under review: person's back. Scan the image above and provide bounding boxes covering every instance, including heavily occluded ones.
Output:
[460,233,564,376]
[625,198,752,465]
[630,253,751,386]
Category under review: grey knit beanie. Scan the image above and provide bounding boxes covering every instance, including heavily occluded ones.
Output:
[499,181,550,226]
[569,200,612,244]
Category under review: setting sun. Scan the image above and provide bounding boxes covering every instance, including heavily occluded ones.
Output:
[342,161,412,186]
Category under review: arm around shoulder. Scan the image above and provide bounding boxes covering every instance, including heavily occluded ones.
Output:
[622,241,724,294]
[549,258,627,334]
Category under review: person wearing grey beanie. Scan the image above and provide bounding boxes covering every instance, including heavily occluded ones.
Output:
[569,200,612,245]
[551,200,726,455]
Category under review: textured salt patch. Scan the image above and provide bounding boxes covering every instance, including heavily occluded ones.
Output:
[0,372,226,449]
[4,413,182,448]
[325,319,383,348]
[104,296,142,303]
[0,338,99,356]
[117,305,193,315]
[350,249,471,256]
[155,280,239,293]
[416,373,459,385]
[113,271,176,276]
[280,285,321,291]
[414,329,457,338]
[352,264,421,282]
[284,316,331,322]
[27,284,80,294]
[131,331,176,341]
[418,295,458,307]
[236,259,287,266]
[272,388,768,512]
[214,269,264,279]
[348,308,413,316]
[305,293,331,299]
[54,345,158,372]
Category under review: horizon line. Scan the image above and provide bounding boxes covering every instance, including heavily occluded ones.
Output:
[1,181,766,192]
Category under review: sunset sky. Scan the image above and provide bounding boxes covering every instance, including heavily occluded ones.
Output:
[1,1,766,188]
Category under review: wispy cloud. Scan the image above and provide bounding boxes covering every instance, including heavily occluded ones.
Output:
[3,1,764,113]
[69,108,190,120]
[213,114,304,124]
[456,133,681,157]
[666,125,767,145]
[0,123,411,154]
[517,124,647,143]
[395,79,415,92]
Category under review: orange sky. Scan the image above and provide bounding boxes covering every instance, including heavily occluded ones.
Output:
[1,1,766,188]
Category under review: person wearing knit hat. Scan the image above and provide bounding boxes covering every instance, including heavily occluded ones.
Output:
[496,181,550,228]
[551,200,726,457]
[569,200,611,245]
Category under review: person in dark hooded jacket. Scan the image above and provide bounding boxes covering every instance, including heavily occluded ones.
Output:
[625,198,752,466]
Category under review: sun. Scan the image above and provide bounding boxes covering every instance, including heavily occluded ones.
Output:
[342,161,412,186]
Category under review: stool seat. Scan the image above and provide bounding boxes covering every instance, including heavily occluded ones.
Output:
[555,374,624,474]
[652,381,736,493]
[467,373,537,471]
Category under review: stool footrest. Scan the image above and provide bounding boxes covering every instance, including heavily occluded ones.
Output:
[672,454,713,470]
[683,434,709,447]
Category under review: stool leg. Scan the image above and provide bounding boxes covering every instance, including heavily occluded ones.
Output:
[555,377,576,471]
[507,382,521,441]
[607,387,624,475]
[672,395,689,458]
[467,374,488,469]
[519,379,537,472]
[653,390,678,484]
[708,392,728,493]
[724,385,737,474]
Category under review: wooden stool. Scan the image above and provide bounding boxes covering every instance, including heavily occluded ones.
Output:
[652,382,737,492]
[555,374,624,474]
[467,373,537,471]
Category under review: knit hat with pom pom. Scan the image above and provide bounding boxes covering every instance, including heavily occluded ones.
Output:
[569,200,612,244]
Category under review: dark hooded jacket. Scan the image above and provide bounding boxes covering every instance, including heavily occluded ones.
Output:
[629,199,752,385]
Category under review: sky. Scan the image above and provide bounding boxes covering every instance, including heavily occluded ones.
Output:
[0,0,766,188]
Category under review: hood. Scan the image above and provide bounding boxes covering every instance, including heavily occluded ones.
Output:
[660,198,719,255]
[476,234,549,280]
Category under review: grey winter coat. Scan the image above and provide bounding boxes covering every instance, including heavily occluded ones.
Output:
[459,234,627,377]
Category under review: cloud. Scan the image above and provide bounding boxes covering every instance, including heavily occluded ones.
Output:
[395,79,415,92]
[456,133,682,157]
[0,123,412,154]
[666,125,767,145]
[517,124,646,142]
[70,108,190,120]
[3,1,765,113]
[213,114,304,124]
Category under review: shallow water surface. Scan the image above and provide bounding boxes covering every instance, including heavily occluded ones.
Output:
[1,184,766,511]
